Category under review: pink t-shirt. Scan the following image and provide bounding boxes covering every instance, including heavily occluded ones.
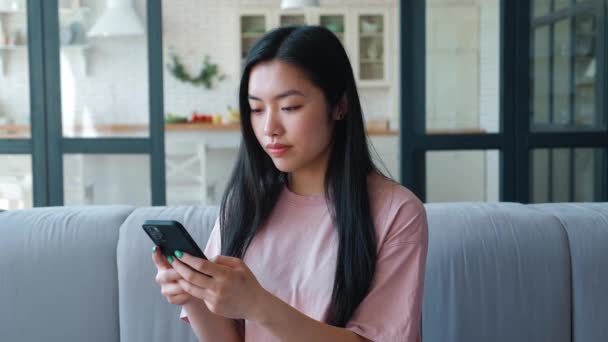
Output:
[180,172,428,342]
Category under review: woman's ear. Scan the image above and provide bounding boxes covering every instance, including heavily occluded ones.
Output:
[333,94,348,120]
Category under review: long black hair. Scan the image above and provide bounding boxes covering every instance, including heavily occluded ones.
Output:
[220,26,380,327]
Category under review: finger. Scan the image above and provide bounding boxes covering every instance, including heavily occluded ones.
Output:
[177,279,213,301]
[171,256,217,289]
[152,246,171,270]
[167,293,191,305]
[156,268,183,284]
[213,255,244,269]
[161,282,188,297]
[175,251,227,277]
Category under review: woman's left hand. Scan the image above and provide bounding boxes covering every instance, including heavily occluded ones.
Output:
[171,252,269,320]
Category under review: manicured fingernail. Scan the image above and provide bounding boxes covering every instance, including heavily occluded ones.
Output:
[152,246,157,253]
[174,250,183,258]
[167,255,174,264]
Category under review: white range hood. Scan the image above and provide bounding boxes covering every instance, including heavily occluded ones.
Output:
[280,0,320,10]
[88,0,144,37]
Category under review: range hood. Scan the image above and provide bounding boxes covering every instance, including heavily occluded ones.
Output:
[88,0,144,37]
[280,0,320,10]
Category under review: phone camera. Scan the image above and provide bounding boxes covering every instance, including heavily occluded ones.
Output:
[146,226,164,242]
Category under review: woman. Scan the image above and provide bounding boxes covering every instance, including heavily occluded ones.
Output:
[152,25,428,342]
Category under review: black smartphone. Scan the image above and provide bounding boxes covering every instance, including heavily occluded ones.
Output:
[142,220,207,260]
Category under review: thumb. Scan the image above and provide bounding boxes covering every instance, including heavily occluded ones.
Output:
[152,246,172,270]
[212,255,244,269]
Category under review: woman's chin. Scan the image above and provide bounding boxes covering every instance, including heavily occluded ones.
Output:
[271,159,296,173]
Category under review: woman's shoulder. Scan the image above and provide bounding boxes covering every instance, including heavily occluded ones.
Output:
[367,171,423,209]
[367,171,427,246]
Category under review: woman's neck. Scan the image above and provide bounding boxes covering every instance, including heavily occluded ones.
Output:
[287,171,325,196]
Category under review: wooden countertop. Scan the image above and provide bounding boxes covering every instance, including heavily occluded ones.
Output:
[0,123,401,137]
[0,123,487,139]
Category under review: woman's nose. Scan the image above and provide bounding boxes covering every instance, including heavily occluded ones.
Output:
[263,109,283,136]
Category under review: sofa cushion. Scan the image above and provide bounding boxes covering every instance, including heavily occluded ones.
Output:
[116,205,219,342]
[530,203,608,342]
[421,203,571,342]
[0,205,135,342]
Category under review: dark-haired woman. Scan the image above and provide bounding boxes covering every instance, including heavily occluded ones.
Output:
[152,26,428,342]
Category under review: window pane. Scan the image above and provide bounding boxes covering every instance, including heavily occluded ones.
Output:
[280,14,306,26]
[59,0,150,138]
[533,0,551,18]
[426,0,500,134]
[426,150,500,202]
[358,15,384,81]
[0,154,32,209]
[320,15,345,45]
[554,0,571,11]
[63,154,150,205]
[530,148,606,202]
[531,26,551,126]
[574,14,600,128]
[531,12,604,131]
[0,0,31,139]
[161,1,401,204]
[574,148,602,202]
[552,20,572,127]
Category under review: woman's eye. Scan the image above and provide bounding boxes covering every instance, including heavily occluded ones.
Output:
[250,108,263,114]
[282,105,301,112]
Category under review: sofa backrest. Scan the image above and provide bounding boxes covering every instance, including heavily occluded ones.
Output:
[422,203,572,342]
[1,203,606,342]
[116,206,219,342]
[0,205,135,341]
[531,203,608,342]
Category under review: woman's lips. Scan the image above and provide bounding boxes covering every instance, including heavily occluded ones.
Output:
[267,144,291,157]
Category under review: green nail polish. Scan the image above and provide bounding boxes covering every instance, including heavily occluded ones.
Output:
[152,246,157,253]
[174,250,183,258]
[167,255,174,264]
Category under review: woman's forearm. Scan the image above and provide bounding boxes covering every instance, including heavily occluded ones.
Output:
[253,290,368,342]
[183,299,242,342]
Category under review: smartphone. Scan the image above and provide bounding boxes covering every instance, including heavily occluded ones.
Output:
[142,220,207,260]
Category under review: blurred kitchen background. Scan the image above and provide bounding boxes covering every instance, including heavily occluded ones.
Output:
[1,0,606,209]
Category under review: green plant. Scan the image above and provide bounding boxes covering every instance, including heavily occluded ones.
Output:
[167,53,226,89]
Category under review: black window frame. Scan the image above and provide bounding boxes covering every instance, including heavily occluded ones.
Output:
[0,0,166,207]
[399,0,608,203]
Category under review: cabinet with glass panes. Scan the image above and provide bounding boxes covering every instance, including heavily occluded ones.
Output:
[240,13,270,70]
[238,8,390,86]
[0,0,91,75]
[355,12,388,86]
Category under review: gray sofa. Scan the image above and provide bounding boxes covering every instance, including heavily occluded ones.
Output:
[0,203,606,342]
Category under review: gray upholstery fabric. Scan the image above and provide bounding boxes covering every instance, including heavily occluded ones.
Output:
[0,205,135,342]
[421,203,572,342]
[530,203,608,342]
[2,202,606,342]
[116,206,219,342]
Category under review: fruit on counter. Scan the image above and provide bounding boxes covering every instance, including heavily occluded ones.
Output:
[191,112,213,123]
[165,113,188,124]
[227,106,240,123]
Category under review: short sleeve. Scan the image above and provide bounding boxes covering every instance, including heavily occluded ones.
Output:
[180,217,221,323]
[345,197,428,342]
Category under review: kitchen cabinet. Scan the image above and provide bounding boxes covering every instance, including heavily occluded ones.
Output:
[0,1,90,76]
[355,10,390,86]
[238,6,393,87]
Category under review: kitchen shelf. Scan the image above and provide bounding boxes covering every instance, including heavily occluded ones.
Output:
[0,43,91,76]
[0,44,26,75]
[0,4,91,76]
[0,6,90,15]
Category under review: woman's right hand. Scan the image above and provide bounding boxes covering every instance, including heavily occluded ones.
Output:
[152,247,194,306]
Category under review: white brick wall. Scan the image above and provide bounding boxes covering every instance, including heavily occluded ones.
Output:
[0,0,399,126]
